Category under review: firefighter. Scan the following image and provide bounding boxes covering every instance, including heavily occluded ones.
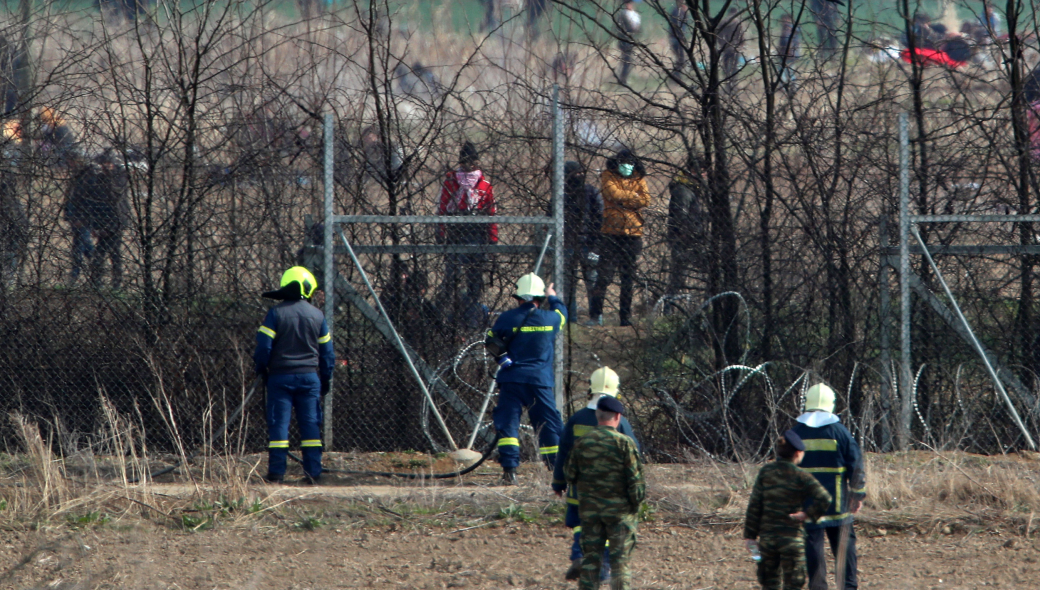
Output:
[253,266,335,484]
[553,366,640,581]
[791,383,867,590]
[487,273,567,485]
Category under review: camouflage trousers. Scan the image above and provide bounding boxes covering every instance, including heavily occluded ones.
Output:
[757,535,807,590]
[578,513,637,590]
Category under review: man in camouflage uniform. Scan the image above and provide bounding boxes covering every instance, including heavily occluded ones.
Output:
[563,396,645,590]
[744,430,831,590]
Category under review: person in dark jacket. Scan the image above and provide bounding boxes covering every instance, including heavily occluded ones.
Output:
[791,383,867,590]
[718,8,745,89]
[553,366,639,581]
[555,161,604,318]
[811,0,839,61]
[777,13,801,96]
[616,0,641,85]
[488,273,566,485]
[668,0,690,75]
[65,149,129,288]
[0,128,26,285]
[587,149,650,327]
[667,155,706,295]
[254,266,335,483]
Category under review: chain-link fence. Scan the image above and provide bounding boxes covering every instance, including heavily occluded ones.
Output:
[3,2,1040,476]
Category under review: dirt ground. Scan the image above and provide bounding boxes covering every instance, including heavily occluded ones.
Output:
[1,517,1038,589]
[3,455,1040,589]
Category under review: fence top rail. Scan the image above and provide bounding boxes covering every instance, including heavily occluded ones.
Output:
[334,215,554,225]
[911,215,1040,223]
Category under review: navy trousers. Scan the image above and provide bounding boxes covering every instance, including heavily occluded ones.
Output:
[492,381,562,470]
[266,372,323,479]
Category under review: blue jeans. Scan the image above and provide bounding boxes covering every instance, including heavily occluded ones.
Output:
[492,382,562,470]
[266,372,323,479]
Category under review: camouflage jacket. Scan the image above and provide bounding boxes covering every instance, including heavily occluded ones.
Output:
[743,460,831,540]
[564,425,645,518]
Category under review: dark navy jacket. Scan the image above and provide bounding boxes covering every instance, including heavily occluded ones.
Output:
[552,404,639,502]
[254,299,334,382]
[489,296,567,387]
[792,417,867,529]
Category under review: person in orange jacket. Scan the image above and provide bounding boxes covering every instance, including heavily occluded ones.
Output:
[586,149,650,327]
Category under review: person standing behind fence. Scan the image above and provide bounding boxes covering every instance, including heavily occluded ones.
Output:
[718,8,745,89]
[666,155,706,296]
[587,149,650,328]
[437,141,497,322]
[487,273,566,485]
[777,14,802,97]
[667,0,690,76]
[811,0,839,61]
[65,149,128,288]
[553,366,639,582]
[0,122,26,285]
[557,160,603,318]
[791,384,866,590]
[563,395,644,590]
[254,266,334,484]
[616,0,641,85]
[744,430,831,590]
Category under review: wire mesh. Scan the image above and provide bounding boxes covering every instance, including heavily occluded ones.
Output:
[0,2,1039,476]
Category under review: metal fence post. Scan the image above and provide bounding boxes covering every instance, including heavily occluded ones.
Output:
[323,112,335,448]
[898,112,911,450]
[552,84,566,414]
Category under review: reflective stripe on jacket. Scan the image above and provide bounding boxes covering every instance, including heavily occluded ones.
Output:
[792,420,867,528]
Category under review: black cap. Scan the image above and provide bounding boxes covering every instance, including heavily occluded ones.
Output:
[597,396,625,415]
[782,429,805,451]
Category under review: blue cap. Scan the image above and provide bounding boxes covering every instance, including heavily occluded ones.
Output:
[597,396,625,415]
[783,429,805,451]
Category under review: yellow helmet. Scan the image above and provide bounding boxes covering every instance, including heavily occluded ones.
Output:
[281,266,318,299]
[514,273,546,301]
[805,383,836,413]
[590,366,620,396]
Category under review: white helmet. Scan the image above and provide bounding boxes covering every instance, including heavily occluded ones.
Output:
[514,273,546,301]
[590,366,620,397]
[805,383,836,414]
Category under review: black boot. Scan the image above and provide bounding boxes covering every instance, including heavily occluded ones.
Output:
[501,469,518,486]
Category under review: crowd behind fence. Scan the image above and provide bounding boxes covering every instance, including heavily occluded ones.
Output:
[1,2,1040,473]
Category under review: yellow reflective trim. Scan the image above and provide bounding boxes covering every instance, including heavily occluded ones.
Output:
[258,326,276,338]
[301,440,322,447]
[803,467,846,474]
[567,497,579,505]
[555,309,566,327]
[814,513,850,523]
[802,439,838,452]
[850,486,867,494]
[498,437,520,447]
[539,446,559,455]
[835,474,842,513]
[268,440,289,448]
[573,424,593,437]
[519,326,554,332]
[487,329,494,337]
[318,333,331,344]
[573,526,581,534]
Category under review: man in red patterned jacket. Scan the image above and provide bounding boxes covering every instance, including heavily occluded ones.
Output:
[437,141,497,322]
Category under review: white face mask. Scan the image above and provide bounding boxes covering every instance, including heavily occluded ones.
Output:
[618,163,634,177]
